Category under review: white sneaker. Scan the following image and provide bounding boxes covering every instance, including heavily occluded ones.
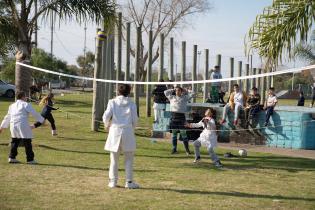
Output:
[27,160,38,164]
[8,158,20,163]
[310,104,313,108]
[125,182,140,189]
[108,181,117,188]
[52,130,57,136]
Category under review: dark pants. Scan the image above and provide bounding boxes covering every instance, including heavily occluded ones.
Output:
[43,113,56,130]
[312,95,315,106]
[265,106,274,124]
[245,105,260,123]
[9,138,34,161]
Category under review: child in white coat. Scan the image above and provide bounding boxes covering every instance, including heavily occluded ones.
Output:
[103,84,139,189]
[0,91,44,164]
[186,108,223,167]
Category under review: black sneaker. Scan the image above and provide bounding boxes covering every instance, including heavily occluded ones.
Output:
[193,156,201,163]
[171,149,177,154]
[214,160,223,168]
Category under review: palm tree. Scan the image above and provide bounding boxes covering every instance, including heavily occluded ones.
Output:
[246,0,315,68]
[0,0,114,94]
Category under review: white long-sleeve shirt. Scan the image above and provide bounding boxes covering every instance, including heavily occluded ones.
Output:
[102,96,138,152]
[190,117,218,148]
[0,100,44,139]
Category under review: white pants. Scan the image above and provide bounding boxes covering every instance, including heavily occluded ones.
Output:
[193,140,219,163]
[109,146,134,183]
[222,103,243,121]
[153,103,165,122]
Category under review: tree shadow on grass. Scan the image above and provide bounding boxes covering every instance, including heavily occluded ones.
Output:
[38,144,106,155]
[37,163,156,173]
[142,187,315,202]
[56,136,104,142]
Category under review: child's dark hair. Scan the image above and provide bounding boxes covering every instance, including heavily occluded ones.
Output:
[48,93,54,99]
[233,84,239,88]
[300,91,304,96]
[269,87,275,91]
[175,86,183,92]
[118,84,131,97]
[251,87,258,91]
[16,91,26,99]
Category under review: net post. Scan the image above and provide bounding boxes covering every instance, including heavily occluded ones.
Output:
[134,26,141,116]
[146,30,153,117]
[91,28,103,131]
[192,45,197,102]
[216,54,221,69]
[261,68,266,105]
[181,41,186,86]
[237,61,242,87]
[125,22,131,81]
[228,57,234,94]
[203,49,209,102]
[258,68,262,90]
[169,37,174,81]
[253,68,257,88]
[245,64,250,93]
[116,12,122,95]
[158,33,164,81]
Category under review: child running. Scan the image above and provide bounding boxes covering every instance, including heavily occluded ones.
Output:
[103,84,139,189]
[39,93,59,136]
[0,91,44,164]
[185,108,222,167]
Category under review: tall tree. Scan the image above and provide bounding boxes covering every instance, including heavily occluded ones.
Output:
[119,0,210,82]
[0,0,114,95]
[246,0,315,68]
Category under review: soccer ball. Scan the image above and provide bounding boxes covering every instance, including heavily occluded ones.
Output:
[238,149,247,157]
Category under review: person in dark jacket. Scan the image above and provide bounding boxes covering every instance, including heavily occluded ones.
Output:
[297,91,305,106]
[244,87,261,127]
[152,79,168,123]
[39,93,59,136]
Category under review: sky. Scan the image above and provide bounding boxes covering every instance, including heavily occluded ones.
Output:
[37,0,276,77]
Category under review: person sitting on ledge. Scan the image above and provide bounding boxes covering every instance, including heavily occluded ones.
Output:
[220,84,247,126]
[244,87,261,127]
[264,87,278,127]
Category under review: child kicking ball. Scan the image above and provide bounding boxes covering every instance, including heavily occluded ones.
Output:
[185,108,223,168]
[103,84,139,189]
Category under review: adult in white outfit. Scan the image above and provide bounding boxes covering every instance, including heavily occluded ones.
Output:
[103,84,139,189]
[0,91,44,164]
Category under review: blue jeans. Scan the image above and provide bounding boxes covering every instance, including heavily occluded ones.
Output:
[265,106,274,124]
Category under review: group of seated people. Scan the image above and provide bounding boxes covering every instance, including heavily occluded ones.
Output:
[220,84,278,127]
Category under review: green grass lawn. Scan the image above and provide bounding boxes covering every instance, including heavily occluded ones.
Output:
[0,94,315,210]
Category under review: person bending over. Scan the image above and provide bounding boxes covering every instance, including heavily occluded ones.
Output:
[185,108,223,168]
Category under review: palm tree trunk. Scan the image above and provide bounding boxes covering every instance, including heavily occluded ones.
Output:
[15,42,32,98]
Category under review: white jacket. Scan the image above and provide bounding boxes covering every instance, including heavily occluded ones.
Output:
[0,100,44,139]
[190,117,218,148]
[103,96,138,152]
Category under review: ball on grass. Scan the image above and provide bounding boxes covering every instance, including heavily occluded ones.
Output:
[61,93,64,97]
[238,149,247,157]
